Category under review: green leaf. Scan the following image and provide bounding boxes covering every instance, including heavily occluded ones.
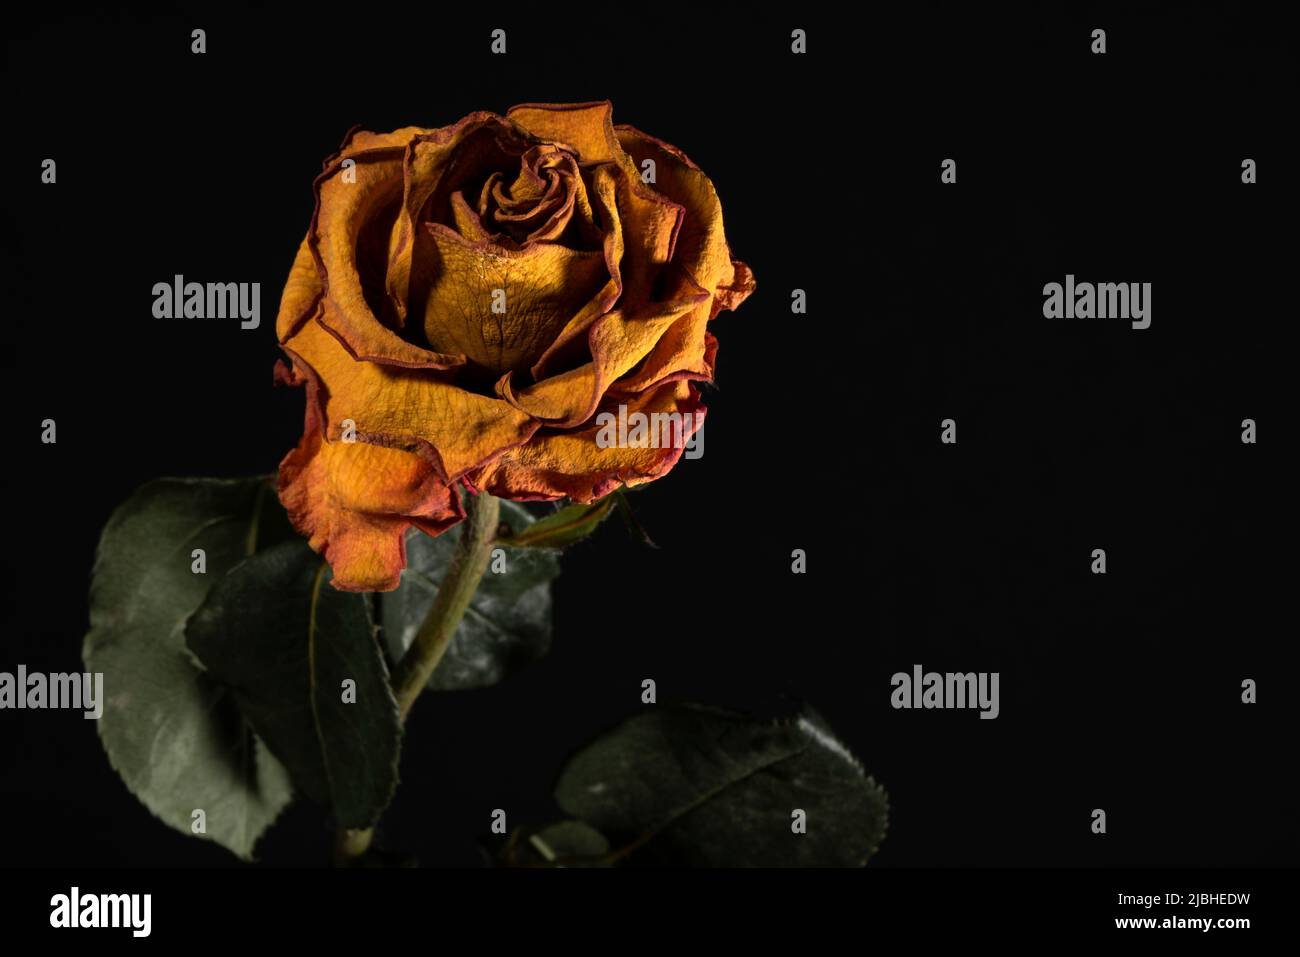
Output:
[495,495,617,549]
[186,538,401,829]
[380,499,561,691]
[82,477,296,861]
[554,703,889,867]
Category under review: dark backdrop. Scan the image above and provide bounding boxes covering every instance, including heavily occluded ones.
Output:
[1,5,1294,868]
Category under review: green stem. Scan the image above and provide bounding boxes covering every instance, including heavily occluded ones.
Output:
[391,491,501,720]
[333,491,502,866]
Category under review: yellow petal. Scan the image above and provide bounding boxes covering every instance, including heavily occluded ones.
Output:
[617,257,754,393]
[280,430,462,593]
[472,380,705,502]
[499,162,700,424]
[310,139,464,368]
[385,114,531,324]
[711,256,756,317]
[611,125,755,392]
[414,223,610,377]
[283,316,539,480]
[498,276,707,426]
[328,125,430,163]
[276,235,323,342]
[450,190,496,243]
[528,164,627,377]
[277,359,463,592]
[506,101,623,165]
[614,125,730,291]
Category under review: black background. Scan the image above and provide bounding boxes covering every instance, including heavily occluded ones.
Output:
[1,4,1294,871]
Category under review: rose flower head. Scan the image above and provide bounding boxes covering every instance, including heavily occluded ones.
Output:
[274,102,754,591]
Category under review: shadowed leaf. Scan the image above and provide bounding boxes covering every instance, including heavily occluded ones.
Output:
[381,499,560,691]
[554,703,888,867]
[187,538,401,829]
[83,477,296,860]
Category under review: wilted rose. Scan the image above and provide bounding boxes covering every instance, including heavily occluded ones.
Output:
[275,102,754,591]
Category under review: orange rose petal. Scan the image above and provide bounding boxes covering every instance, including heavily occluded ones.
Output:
[505,101,623,165]
[529,165,627,377]
[328,126,430,166]
[614,299,713,393]
[500,257,709,426]
[476,171,505,218]
[385,114,530,323]
[485,175,567,240]
[608,125,755,392]
[711,255,756,317]
[602,159,684,308]
[617,322,722,393]
[614,125,731,290]
[506,106,685,302]
[310,143,465,369]
[521,192,575,242]
[280,433,463,592]
[277,356,464,592]
[473,380,705,503]
[569,188,604,248]
[418,223,610,376]
[276,236,324,342]
[518,162,691,411]
[618,256,753,394]
[490,147,594,245]
[613,328,728,392]
[496,147,552,202]
[323,443,443,515]
[283,317,539,481]
[449,190,498,243]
